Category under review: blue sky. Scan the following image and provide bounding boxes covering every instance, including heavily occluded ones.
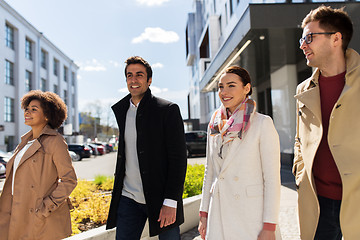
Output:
[8,0,193,124]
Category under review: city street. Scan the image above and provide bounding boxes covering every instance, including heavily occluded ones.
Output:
[0,153,300,239]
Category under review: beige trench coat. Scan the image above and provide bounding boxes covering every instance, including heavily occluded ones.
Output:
[293,49,360,240]
[200,113,281,240]
[0,125,77,240]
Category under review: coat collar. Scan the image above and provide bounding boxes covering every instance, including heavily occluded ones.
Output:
[20,125,58,142]
[112,88,153,132]
[6,125,58,180]
[294,48,360,121]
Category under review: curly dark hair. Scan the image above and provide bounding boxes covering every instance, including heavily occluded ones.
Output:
[224,65,253,96]
[302,5,353,53]
[21,90,67,129]
[124,56,153,81]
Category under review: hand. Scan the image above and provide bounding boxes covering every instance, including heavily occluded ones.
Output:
[157,205,176,228]
[198,217,207,240]
[257,229,276,240]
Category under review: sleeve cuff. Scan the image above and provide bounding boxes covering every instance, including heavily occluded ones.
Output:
[263,222,276,231]
[199,211,208,218]
[163,198,177,208]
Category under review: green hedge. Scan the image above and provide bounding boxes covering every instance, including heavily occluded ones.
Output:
[182,164,205,199]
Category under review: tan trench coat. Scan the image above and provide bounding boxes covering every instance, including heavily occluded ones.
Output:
[293,48,360,240]
[0,125,77,240]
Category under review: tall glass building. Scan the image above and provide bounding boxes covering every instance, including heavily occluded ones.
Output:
[185,0,360,163]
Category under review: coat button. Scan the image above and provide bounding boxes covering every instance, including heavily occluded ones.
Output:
[32,159,36,162]
[233,176,239,181]
[29,208,34,213]
[234,194,240,200]
[31,185,35,188]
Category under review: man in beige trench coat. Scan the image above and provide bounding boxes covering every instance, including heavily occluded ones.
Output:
[293,5,360,240]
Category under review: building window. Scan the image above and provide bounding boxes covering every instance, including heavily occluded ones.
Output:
[25,70,32,92]
[64,90,68,105]
[64,66,68,82]
[5,23,14,50]
[41,49,47,69]
[54,84,58,94]
[5,60,14,85]
[229,0,233,16]
[25,38,32,60]
[71,72,75,86]
[213,0,216,13]
[53,58,59,76]
[40,78,46,91]
[4,97,14,122]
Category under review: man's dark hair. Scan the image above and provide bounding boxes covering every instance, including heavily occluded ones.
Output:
[302,5,353,53]
[21,90,67,129]
[124,56,153,81]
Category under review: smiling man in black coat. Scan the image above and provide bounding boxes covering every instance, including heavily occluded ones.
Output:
[106,56,187,240]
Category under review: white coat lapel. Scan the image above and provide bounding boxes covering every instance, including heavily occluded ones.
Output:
[220,138,241,173]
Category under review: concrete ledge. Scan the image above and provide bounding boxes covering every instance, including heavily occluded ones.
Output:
[64,195,202,240]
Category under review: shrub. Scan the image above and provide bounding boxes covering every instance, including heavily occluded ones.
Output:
[183,164,205,199]
[69,164,205,235]
[70,178,112,235]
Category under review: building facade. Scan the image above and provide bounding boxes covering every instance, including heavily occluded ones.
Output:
[185,0,360,162]
[0,0,79,152]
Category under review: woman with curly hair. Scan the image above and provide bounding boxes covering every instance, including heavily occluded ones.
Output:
[0,90,77,240]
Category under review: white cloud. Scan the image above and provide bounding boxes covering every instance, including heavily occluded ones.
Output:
[132,27,179,44]
[82,65,107,72]
[136,0,170,6]
[118,87,129,93]
[77,59,107,72]
[76,59,121,72]
[150,86,168,94]
[152,63,164,69]
[109,60,121,68]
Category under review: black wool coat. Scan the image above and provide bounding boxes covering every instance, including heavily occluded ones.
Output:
[106,89,187,237]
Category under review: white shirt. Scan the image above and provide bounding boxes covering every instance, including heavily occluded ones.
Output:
[12,139,35,194]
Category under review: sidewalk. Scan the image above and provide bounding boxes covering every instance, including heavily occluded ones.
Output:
[181,184,300,240]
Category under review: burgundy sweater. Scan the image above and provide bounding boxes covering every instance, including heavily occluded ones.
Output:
[312,71,345,200]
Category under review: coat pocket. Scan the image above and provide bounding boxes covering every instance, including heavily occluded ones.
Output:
[246,184,263,198]
[245,184,264,222]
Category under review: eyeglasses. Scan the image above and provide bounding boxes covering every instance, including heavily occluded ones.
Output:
[299,32,337,46]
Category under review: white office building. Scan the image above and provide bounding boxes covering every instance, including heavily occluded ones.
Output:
[185,0,360,163]
[0,0,79,151]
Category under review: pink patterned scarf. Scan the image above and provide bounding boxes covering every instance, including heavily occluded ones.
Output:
[209,97,256,157]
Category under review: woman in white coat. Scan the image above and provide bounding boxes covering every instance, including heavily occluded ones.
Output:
[198,66,281,240]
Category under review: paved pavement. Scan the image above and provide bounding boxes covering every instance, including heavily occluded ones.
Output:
[1,155,300,240]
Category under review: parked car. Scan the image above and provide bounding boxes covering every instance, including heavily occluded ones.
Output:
[0,161,6,178]
[185,131,207,158]
[68,144,92,161]
[87,144,99,156]
[69,150,81,161]
[93,143,106,155]
[105,143,114,153]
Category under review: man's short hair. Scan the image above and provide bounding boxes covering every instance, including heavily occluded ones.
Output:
[124,56,153,81]
[302,5,353,53]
